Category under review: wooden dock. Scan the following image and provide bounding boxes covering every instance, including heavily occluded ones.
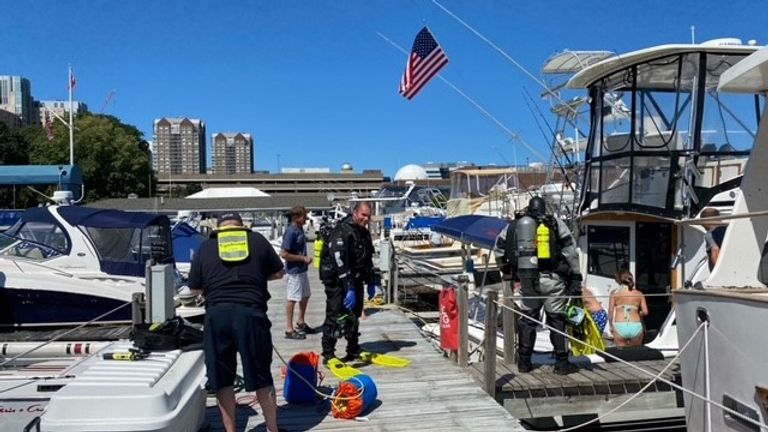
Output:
[203,270,526,431]
[469,358,683,426]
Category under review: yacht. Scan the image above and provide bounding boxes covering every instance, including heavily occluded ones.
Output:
[0,203,204,327]
[568,37,761,354]
[428,39,764,364]
[674,45,768,432]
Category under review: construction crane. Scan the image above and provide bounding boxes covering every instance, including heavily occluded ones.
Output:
[99,90,116,114]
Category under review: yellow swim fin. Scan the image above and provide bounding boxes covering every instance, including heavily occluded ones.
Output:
[326,358,362,380]
[358,352,411,368]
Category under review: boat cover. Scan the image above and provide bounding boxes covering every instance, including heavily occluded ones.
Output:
[58,206,168,228]
[171,222,207,264]
[431,215,509,250]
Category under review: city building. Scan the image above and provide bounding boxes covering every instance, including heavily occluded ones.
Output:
[153,169,386,198]
[422,161,473,179]
[0,76,35,126]
[0,108,21,129]
[37,100,89,125]
[152,117,206,176]
[211,132,253,174]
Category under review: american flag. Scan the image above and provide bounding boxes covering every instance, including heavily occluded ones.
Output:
[399,27,448,100]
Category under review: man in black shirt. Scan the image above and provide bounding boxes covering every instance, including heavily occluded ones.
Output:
[319,202,378,364]
[188,212,285,432]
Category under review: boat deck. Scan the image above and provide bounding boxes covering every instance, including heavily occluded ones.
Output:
[204,269,526,431]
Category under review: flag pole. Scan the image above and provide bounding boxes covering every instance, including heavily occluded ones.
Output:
[68,64,74,165]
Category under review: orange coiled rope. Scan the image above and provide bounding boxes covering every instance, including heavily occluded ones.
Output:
[331,381,365,419]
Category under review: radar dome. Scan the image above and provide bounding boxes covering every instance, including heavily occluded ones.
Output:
[341,163,354,172]
[394,164,429,181]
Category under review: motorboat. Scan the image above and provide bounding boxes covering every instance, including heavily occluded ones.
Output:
[0,340,206,432]
[0,204,204,327]
[568,37,762,355]
[674,45,768,432]
[425,39,764,367]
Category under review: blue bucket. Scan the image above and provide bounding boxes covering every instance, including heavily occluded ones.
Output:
[283,353,317,404]
[346,374,378,414]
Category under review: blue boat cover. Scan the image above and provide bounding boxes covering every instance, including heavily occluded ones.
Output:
[404,216,445,230]
[431,215,509,250]
[172,222,207,264]
[0,210,24,229]
[8,206,173,278]
[58,206,168,228]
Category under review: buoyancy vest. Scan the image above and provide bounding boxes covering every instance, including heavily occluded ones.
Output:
[217,227,250,262]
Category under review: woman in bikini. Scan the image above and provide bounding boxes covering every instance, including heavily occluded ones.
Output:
[608,270,648,347]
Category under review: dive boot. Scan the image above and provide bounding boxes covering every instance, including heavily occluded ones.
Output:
[516,359,533,373]
[553,361,578,375]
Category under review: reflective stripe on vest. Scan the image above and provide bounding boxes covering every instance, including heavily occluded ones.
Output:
[217,228,250,262]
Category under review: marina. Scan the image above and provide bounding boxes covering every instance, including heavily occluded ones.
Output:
[3,3,768,431]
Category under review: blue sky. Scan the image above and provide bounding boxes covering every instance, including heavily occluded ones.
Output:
[2,1,766,177]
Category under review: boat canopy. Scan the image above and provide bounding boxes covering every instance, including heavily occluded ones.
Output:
[57,206,168,228]
[1,206,175,278]
[431,215,508,250]
[60,207,174,277]
[575,43,763,217]
[567,44,759,89]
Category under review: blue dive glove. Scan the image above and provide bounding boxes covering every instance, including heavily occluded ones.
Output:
[367,283,378,300]
[343,288,356,310]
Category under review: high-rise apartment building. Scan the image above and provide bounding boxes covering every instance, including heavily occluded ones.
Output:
[37,100,89,125]
[212,132,254,174]
[0,76,35,126]
[152,117,206,175]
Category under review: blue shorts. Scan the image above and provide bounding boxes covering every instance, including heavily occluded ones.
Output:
[204,303,273,392]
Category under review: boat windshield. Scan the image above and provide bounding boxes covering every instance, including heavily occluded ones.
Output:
[0,221,69,260]
[375,185,448,213]
[581,50,762,216]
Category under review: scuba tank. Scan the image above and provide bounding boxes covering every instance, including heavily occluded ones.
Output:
[515,215,538,284]
[313,239,323,269]
[537,222,551,259]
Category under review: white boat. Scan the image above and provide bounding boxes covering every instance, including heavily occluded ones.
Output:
[427,39,763,364]
[567,37,762,355]
[0,204,204,327]
[0,340,206,432]
[674,44,768,432]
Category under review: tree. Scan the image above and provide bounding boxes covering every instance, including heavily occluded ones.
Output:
[182,183,203,197]
[28,114,156,202]
[0,122,41,208]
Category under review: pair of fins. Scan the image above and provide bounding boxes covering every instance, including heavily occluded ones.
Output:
[326,352,411,380]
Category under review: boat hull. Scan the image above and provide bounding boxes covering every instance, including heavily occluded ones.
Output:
[0,287,132,326]
[675,288,768,431]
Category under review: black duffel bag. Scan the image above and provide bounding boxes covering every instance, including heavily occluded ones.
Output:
[132,316,204,351]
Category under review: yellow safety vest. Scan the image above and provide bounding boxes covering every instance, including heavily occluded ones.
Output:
[217,227,250,262]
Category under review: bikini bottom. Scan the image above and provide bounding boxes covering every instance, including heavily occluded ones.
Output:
[613,322,643,339]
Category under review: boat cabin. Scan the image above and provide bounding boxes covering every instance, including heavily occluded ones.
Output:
[568,39,764,342]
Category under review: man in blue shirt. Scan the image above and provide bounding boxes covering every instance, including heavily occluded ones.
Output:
[280,206,314,339]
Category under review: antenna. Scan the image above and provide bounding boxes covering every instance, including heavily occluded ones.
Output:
[100,90,116,114]
[690,26,696,44]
